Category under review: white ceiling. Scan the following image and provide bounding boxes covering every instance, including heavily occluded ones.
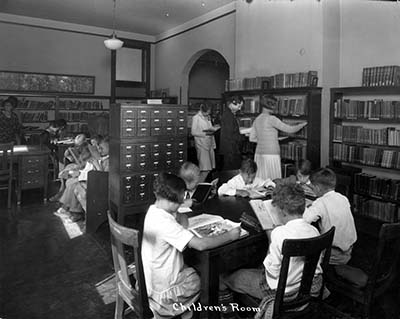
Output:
[0,0,235,36]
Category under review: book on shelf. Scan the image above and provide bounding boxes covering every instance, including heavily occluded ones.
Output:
[249,199,282,230]
[188,213,248,238]
[362,65,400,87]
[334,98,400,120]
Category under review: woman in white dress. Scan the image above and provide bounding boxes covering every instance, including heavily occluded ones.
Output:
[250,95,307,180]
[191,103,217,182]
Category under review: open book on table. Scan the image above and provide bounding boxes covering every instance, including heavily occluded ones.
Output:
[249,199,283,230]
[188,213,248,239]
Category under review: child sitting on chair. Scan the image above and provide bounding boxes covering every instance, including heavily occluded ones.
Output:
[178,161,201,208]
[218,158,275,197]
[142,173,241,318]
[303,168,357,265]
[219,183,323,319]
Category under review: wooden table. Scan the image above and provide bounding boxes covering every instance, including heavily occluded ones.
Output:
[184,196,268,319]
[12,145,50,205]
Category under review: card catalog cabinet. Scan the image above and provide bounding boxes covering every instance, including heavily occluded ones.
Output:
[109,103,187,220]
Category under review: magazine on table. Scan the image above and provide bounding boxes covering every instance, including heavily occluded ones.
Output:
[188,213,249,239]
[249,199,282,230]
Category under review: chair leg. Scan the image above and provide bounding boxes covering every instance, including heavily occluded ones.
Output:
[7,180,12,209]
[115,293,125,319]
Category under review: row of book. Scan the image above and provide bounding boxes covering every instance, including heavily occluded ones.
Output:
[241,98,260,114]
[362,65,400,87]
[68,123,89,133]
[333,98,400,119]
[333,125,400,146]
[281,141,307,161]
[14,99,56,109]
[21,112,48,122]
[225,71,318,91]
[239,117,253,128]
[58,100,105,110]
[354,173,400,202]
[58,111,106,122]
[332,143,400,169]
[274,97,307,116]
[353,194,399,223]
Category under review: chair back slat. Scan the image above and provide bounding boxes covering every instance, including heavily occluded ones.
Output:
[107,212,153,319]
[273,227,335,318]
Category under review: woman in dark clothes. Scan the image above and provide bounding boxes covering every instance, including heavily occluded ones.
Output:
[0,97,22,144]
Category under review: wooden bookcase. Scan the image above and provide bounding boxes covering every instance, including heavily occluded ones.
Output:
[223,87,322,168]
[0,93,110,139]
[329,86,400,229]
[109,102,188,223]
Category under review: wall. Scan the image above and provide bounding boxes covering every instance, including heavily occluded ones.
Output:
[235,0,323,78]
[154,6,235,103]
[340,0,400,87]
[0,14,154,96]
[188,61,229,98]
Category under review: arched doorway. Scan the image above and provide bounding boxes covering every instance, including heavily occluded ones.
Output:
[183,50,230,168]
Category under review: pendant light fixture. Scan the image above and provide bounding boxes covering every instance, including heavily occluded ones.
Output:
[104,0,124,50]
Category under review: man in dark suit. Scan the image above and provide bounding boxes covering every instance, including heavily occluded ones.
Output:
[219,95,244,170]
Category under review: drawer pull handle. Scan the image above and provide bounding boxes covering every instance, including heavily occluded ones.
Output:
[126,146,132,150]
[126,110,133,113]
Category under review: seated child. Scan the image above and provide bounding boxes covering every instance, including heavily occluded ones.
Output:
[74,137,110,216]
[142,173,241,318]
[178,161,201,208]
[303,168,357,265]
[218,158,275,197]
[219,183,323,319]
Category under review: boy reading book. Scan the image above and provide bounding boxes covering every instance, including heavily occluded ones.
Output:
[218,158,275,197]
[219,183,323,319]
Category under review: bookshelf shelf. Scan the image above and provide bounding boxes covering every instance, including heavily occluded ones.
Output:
[330,86,400,230]
[224,87,321,167]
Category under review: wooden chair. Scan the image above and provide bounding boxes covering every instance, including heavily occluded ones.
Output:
[107,211,153,319]
[326,223,400,319]
[236,227,335,319]
[0,143,14,209]
[86,170,108,234]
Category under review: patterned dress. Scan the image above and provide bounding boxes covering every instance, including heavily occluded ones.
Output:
[0,112,21,143]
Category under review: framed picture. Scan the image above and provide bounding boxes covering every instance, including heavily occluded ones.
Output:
[0,71,95,94]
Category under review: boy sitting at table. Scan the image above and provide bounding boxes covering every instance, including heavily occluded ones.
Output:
[219,183,323,319]
[178,161,201,208]
[218,158,275,197]
[303,168,357,266]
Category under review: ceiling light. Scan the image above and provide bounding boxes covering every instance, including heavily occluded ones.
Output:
[104,0,124,50]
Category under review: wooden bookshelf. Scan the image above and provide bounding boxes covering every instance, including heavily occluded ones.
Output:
[223,87,321,168]
[330,86,400,227]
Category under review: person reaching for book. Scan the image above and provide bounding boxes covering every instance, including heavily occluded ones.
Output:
[249,94,307,180]
[141,173,240,318]
[218,158,275,197]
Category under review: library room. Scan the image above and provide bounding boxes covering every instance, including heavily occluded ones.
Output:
[1,0,400,318]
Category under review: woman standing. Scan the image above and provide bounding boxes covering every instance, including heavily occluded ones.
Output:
[250,94,307,180]
[191,103,218,182]
[0,97,22,144]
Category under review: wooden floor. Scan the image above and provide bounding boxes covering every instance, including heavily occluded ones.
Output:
[0,187,399,319]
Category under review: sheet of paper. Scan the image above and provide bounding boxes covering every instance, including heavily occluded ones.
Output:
[188,214,248,238]
[177,206,192,214]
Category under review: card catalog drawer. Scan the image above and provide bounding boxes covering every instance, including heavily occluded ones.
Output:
[137,126,149,137]
[121,153,134,165]
[136,143,150,153]
[151,127,163,136]
[176,126,186,135]
[150,117,162,127]
[121,118,136,128]
[164,109,176,118]
[177,117,186,126]
[152,143,162,153]
[177,109,187,117]
[121,127,136,137]
[137,108,150,118]
[121,144,135,155]
[137,118,150,128]
[136,160,149,171]
[164,118,174,126]
[164,126,174,135]
[150,109,163,118]
[121,108,136,119]
[164,142,174,152]
[176,141,186,151]
[122,176,135,187]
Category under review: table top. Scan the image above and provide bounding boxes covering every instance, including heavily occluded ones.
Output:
[12,145,50,156]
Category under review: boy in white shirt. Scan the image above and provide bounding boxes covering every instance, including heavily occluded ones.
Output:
[303,168,357,265]
[218,158,275,197]
[219,183,322,319]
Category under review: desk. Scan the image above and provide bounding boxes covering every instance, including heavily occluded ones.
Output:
[184,196,268,319]
[12,145,50,205]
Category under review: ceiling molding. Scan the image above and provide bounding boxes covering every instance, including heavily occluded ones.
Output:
[155,2,236,43]
[0,12,155,42]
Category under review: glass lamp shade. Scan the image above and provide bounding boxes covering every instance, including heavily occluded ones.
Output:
[104,35,124,50]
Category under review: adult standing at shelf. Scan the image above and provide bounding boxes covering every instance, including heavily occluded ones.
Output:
[249,94,307,180]
[191,103,218,182]
[219,95,244,170]
[0,96,22,144]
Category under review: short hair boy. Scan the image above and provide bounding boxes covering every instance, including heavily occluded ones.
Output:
[219,183,322,317]
[303,168,357,265]
[218,158,274,197]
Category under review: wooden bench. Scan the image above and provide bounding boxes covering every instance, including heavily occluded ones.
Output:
[86,170,109,234]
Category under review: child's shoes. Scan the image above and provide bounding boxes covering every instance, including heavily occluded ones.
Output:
[54,207,71,218]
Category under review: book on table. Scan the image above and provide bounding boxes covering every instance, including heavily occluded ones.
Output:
[188,213,249,239]
[191,178,218,203]
[249,199,283,230]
